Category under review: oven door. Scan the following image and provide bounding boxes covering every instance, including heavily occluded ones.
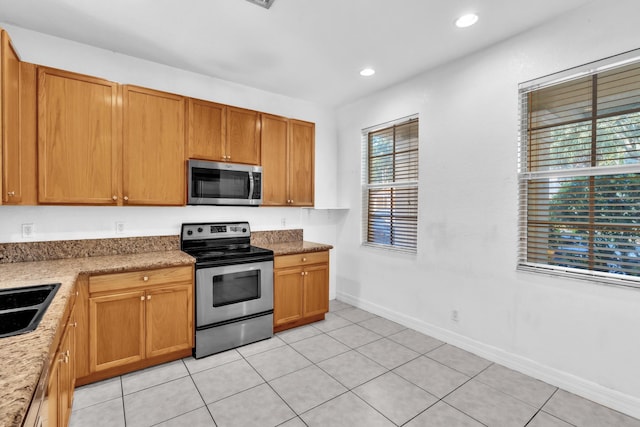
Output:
[195,260,273,327]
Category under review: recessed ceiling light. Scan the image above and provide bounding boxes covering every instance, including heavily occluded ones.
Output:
[455,13,479,28]
[360,68,376,77]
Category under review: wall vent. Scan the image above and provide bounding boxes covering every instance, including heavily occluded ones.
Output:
[246,0,275,9]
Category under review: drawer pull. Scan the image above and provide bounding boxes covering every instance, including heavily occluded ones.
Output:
[147,295,151,300]
[143,276,149,282]
[140,296,145,301]
[302,257,307,262]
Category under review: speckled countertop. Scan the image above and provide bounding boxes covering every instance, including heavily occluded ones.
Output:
[251,229,333,255]
[257,240,333,255]
[0,229,331,427]
[0,250,194,427]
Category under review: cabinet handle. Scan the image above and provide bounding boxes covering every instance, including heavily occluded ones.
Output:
[227,155,231,160]
[7,191,15,196]
[147,295,151,300]
[302,257,307,262]
[140,296,145,301]
[112,195,118,201]
[143,276,149,282]
[300,272,304,276]
[290,200,294,204]
[305,272,309,276]
[124,196,129,201]
[72,322,78,328]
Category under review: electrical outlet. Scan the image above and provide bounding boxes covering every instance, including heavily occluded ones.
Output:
[451,309,459,323]
[115,222,125,234]
[22,223,34,238]
[281,217,286,227]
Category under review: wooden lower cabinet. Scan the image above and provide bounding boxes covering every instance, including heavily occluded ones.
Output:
[42,292,76,427]
[146,284,193,358]
[273,251,329,332]
[90,289,145,372]
[78,265,194,384]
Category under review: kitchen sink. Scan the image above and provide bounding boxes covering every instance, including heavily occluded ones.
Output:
[0,283,60,338]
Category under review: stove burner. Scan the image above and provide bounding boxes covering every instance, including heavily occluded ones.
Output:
[180,222,274,266]
[197,251,225,258]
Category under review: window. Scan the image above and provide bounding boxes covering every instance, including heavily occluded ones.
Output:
[518,51,640,287]
[362,116,419,252]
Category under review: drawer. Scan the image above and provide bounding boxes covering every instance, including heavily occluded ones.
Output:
[275,251,329,269]
[89,265,193,294]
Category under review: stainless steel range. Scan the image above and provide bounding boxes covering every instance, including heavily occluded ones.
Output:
[180,222,274,358]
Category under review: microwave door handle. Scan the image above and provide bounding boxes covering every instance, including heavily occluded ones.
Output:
[248,173,255,198]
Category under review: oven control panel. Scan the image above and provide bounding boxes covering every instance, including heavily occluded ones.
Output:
[181,222,251,240]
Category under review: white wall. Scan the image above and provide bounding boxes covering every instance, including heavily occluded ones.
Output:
[0,25,343,296]
[336,0,640,418]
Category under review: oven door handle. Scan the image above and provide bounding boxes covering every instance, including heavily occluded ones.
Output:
[248,172,255,198]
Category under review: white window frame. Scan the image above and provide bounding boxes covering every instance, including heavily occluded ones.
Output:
[518,49,640,289]
[362,114,419,253]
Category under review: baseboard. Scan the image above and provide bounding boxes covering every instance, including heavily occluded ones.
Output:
[335,291,640,420]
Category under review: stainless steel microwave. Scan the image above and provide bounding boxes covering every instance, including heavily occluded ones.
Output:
[187,159,262,206]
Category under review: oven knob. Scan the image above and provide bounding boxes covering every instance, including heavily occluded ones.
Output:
[242,228,247,233]
[197,227,203,233]
[187,230,193,236]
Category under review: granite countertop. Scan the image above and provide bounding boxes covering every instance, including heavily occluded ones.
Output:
[0,229,331,427]
[0,250,194,427]
[257,240,333,256]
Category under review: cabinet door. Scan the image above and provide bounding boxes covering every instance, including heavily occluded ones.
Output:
[226,106,260,165]
[188,98,226,161]
[261,114,288,206]
[38,68,120,204]
[43,355,60,427]
[58,323,72,427]
[273,267,304,326]
[89,290,145,372]
[1,31,21,203]
[145,283,193,358]
[122,86,185,205]
[288,120,314,206]
[303,263,329,318]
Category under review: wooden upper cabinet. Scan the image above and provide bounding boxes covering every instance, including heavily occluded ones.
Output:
[187,100,260,165]
[1,31,36,205]
[261,114,288,206]
[188,98,225,161]
[288,120,314,207]
[122,85,185,205]
[226,106,260,165]
[262,115,315,207]
[38,67,120,204]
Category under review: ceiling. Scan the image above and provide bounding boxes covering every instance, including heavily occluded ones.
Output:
[0,0,593,107]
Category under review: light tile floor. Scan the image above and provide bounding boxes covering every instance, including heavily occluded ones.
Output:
[70,300,640,427]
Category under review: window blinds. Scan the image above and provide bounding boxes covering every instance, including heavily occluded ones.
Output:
[363,117,419,252]
[519,54,640,287]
